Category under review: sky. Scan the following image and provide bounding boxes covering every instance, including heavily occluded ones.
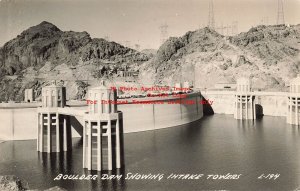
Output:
[0,0,300,49]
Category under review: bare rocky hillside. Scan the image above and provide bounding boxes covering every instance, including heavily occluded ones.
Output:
[0,21,148,101]
[139,25,300,91]
[1,22,300,101]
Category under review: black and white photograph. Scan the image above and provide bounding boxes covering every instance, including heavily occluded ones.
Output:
[0,0,300,190]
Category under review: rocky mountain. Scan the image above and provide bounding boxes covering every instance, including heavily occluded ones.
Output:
[1,22,300,102]
[0,21,148,101]
[140,25,300,91]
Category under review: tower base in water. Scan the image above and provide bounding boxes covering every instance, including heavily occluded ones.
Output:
[37,108,72,153]
[83,112,123,171]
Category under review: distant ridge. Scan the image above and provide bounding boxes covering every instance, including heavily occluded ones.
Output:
[140,24,300,91]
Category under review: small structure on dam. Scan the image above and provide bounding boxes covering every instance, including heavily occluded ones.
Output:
[24,89,34,102]
[287,75,300,125]
[234,78,256,120]
[83,81,123,171]
[37,84,71,153]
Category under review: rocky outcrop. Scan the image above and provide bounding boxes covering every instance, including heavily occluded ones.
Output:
[0,21,149,101]
[140,24,300,91]
[230,25,300,61]
[2,21,62,75]
[0,175,29,191]
[0,175,67,191]
[155,28,222,64]
[0,21,148,77]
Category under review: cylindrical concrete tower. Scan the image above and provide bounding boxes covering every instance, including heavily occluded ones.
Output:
[234,77,256,120]
[287,75,300,125]
[83,81,123,171]
[42,85,66,108]
[37,84,71,153]
[236,78,251,92]
[87,81,117,114]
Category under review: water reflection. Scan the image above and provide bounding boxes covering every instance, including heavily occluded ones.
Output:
[87,168,127,191]
[236,119,256,128]
[2,115,300,190]
[36,138,127,191]
[38,152,73,174]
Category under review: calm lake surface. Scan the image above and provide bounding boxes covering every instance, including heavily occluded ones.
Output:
[1,114,300,191]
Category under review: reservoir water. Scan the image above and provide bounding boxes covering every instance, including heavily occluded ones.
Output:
[1,114,300,191]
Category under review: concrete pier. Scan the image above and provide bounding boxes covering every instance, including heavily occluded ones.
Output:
[83,81,123,171]
[37,85,71,153]
[287,75,300,125]
[234,78,256,120]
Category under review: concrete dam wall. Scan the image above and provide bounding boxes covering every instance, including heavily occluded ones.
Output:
[120,92,203,133]
[202,91,287,117]
[0,92,203,140]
